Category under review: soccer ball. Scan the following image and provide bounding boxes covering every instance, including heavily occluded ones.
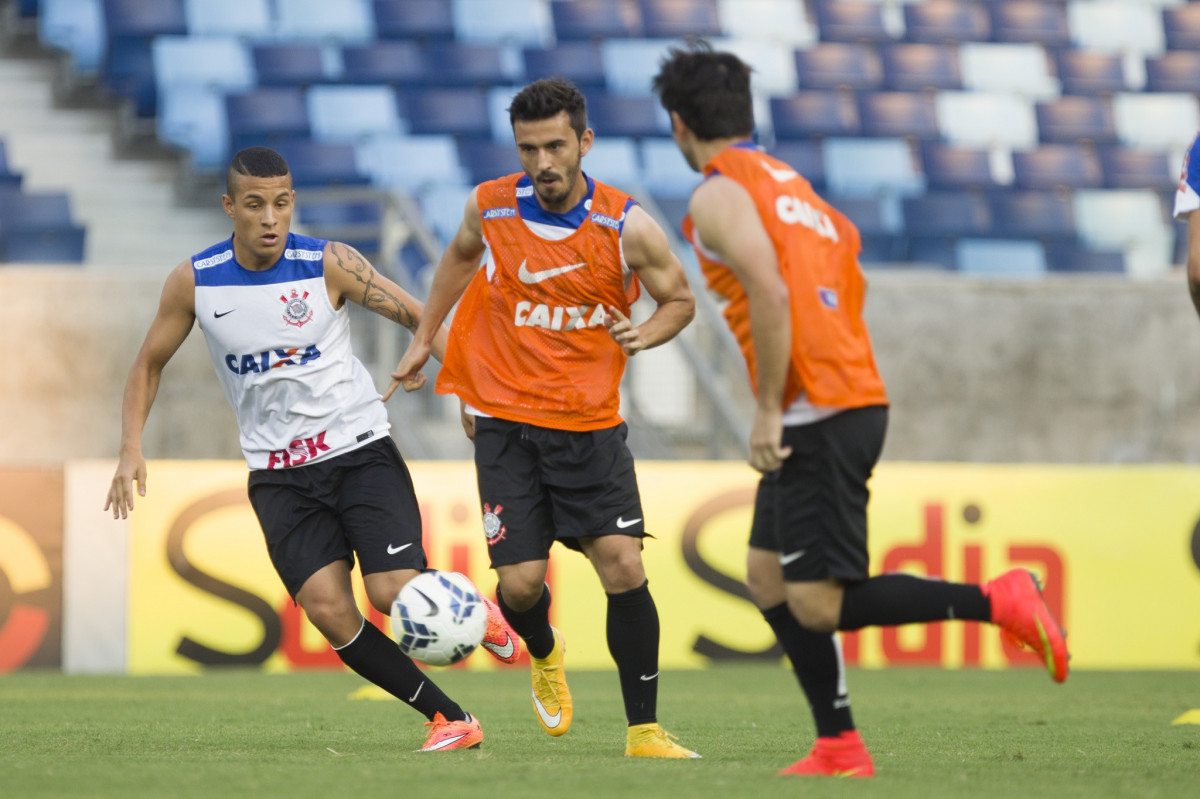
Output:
[390,570,487,666]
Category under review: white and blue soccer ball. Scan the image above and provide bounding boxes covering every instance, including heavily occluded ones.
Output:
[390,570,487,666]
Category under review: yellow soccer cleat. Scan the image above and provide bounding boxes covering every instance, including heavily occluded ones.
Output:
[530,627,572,736]
[625,723,701,759]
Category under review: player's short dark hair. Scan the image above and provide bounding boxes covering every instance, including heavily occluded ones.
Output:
[652,40,755,141]
[508,78,588,140]
[226,146,291,196]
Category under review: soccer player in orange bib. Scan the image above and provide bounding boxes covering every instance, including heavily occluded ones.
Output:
[652,43,1069,777]
[389,79,700,758]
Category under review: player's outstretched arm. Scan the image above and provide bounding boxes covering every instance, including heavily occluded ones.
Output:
[689,176,793,474]
[611,204,695,355]
[105,262,196,518]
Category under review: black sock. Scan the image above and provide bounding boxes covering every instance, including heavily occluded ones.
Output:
[496,583,556,659]
[762,603,853,738]
[606,581,659,726]
[334,619,465,722]
[838,573,991,630]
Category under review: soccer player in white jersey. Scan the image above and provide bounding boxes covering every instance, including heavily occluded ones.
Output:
[104,146,519,752]
[1176,132,1200,318]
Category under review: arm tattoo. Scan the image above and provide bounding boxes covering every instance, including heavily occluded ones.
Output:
[329,242,417,330]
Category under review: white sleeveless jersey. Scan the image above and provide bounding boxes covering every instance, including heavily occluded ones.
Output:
[1175,131,1200,221]
[192,233,389,470]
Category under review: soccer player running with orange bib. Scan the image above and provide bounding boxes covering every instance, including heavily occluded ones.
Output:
[652,44,1069,778]
[389,79,700,758]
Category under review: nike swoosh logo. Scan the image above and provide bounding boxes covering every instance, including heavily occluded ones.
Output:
[760,160,799,183]
[532,692,563,728]
[387,543,412,555]
[481,633,515,660]
[413,587,438,616]
[517,259,587,285]
[424,733,468,750]
[213,309,235,319]
[616,516,642,529]
[639,672,659,681]
[780,549,806,566]
[409,681,424,702]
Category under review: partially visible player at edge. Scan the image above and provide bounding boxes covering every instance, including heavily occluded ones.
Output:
[1176,131,1200,319]
[652,43,1069,778]
[103,146,520,753]
[387,78,701,758]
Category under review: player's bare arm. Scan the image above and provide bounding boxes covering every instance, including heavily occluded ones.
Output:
[1187,211,1200,320]
[105,261,197,518]
[387,188,487,399]
[689,175,793,473]
[609,204,695,355]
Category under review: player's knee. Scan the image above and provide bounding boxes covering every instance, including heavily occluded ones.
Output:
[300,594,361,643]
[497,576,545,611]
[786,594,840,633]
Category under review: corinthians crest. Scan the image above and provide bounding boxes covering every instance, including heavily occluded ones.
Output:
[280,288,313,327]
[482,502,507,546]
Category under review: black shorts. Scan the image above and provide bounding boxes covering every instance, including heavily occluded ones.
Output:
[247,437,427,597]
[472,417,646,567]
[749,405,888,582]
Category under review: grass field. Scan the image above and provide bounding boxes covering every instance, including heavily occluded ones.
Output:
[2,665,1197,798]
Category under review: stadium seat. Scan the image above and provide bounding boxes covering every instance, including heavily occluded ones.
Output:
[905,238,958,270]
[1068,1,1165,55]
[152,37,255,94]
[715,39,798,96]
[601,39,681,96]
[0,192,86,263]
[1164,2,1200,52]
[0,142,22,188]
[451,0,553,46]
[275,140,370,187]
[1035,96,1118,145]
[355,135,466,190]
[880,44,962,92]
[340,41,428,85]
[649,194,690,238]
[457,139,522,184]
[919,141,995,190]
[226,87,311,154]
[524,43,607,89]
[959,43,1058,99]
[768,140,825,190]
[184,0,271,37]
[373,0,456,41]
[716,0,816,46]
[902,0,990,44]
[1112,93,1200,151]
[101,38,158,118]
[400,88,492,137]
[586,94,671,138]
[486,85,521,141]
[794,44,884,91]
[936,91,1037,148]
[640,137,699,198]
[1098,146,1175,191]
[1144,52,1200,94]
[417,182,474,245]
[857,92,940,140]
[308,85,402,142]
[1072,189,1171,277]
[296,197,384,257]
[988,1,1070,48]
[582,138,642,189]
[103,0,186,37]
[989,190,1076,238]
[276,0,376,43]
[253,44,329,87]
[832,196,899,238]
[638,0,721,39]
[1011,144,1103,190]
[1054,50,1127,95]
[1044,242,1125,274]
[424,42,513,87]
[39,0,106,74]
[770,92,860,139]
[812,0,895,44]
[551,0,643,40]
[903,191,991,237]
[823,138,925,197]
[955,238,1046,276]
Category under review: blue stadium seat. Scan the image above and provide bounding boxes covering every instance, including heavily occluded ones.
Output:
[903,0,990,44]
[486,85,521,141]
[770,92,860,139]
[903,192,991,237]
[650,195,690,239]
[640,137,699,197]
[1054,50,1126,95]
[956,238,1046,276]
[457,139,522,184]
[373,0,455,40]
[524,43,607,89]
[1011,145,1103,190]
[989,190,1076,238]
[401,88,492,137]
[1035,96,1118,145]
[275,140,370,187]
[823,138,925,197]
[812,0,894,44]
[601,39,681,96]
[1144,52,1200,94]
[988,1,1069,47]
[102,38,158,118]
[586,94,670,138]
[103,0,186,37]
[276,0,375,42]
[919,142,995,190]
[794,44,884,91]
[452,0,553,46]
[16,0,38,17]
[307,85,402,142]
[0,142,22,188]
[153,37,255,93]
[253,45,329,87]
[880,44,962,91]
[857,92,940,140]
[297,197,384,256]
[424,42,513,87]
[1164,3,1200,52]
[768,140,825,191]
[226,88,311,154]
[831,196,898,238]
[157,85,229,170]
[582,138,641,188]
[356,135,466,190]
[906,238,958,270]
[638,0,721,38]
[551,0,643,40]
[417,182,474,245]
[340,41,428,85]
[184,0,271,37]
[1044,242,1125,274]
[1098,146,1175,191]
[40,0,106,74]
[0,192,86,263]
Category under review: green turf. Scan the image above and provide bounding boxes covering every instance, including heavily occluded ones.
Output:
[2,666,1197,798]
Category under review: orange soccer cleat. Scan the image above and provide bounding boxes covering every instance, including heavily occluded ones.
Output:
[779,730,874,778]
[983,568,1069,683]
[479,596,522,665]
[418,712,483,752]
